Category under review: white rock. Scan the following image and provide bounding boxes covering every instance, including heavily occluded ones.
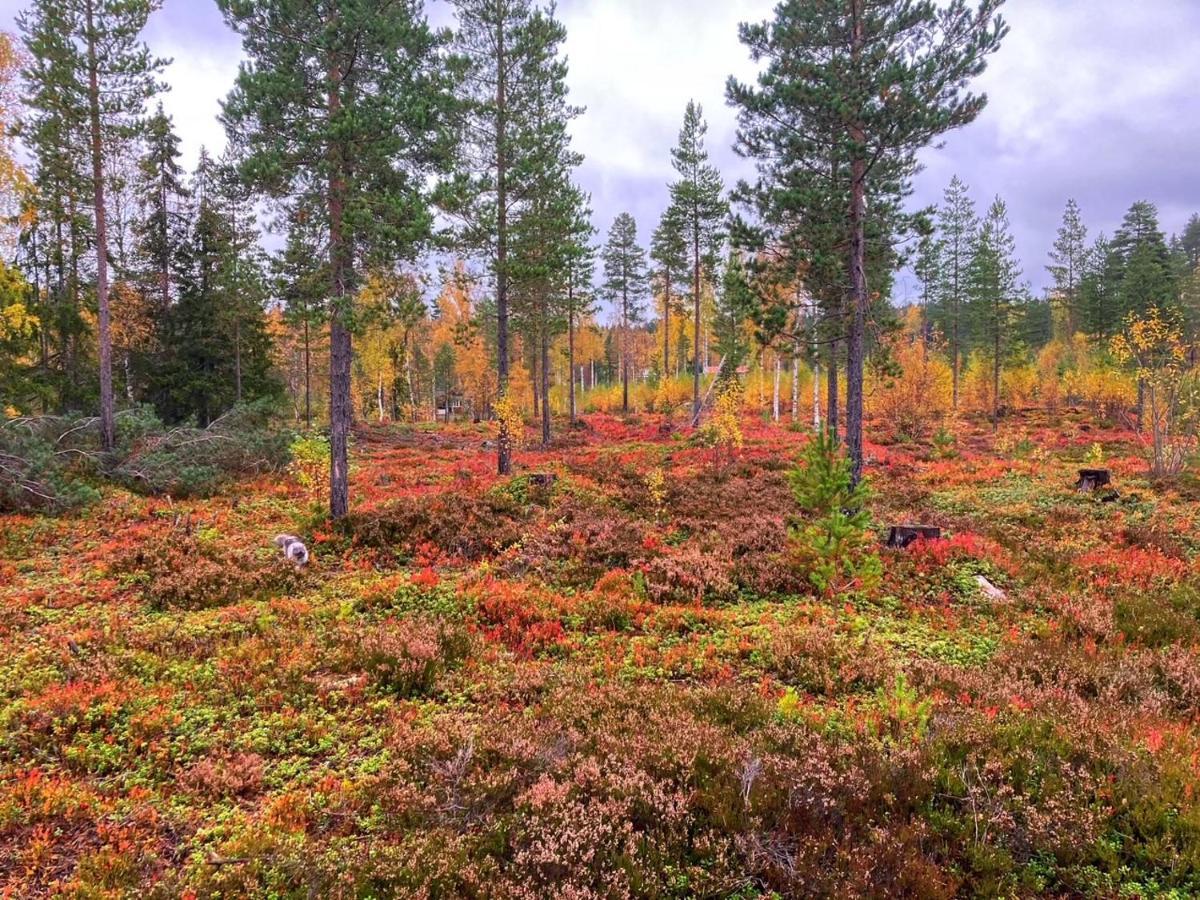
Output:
[975,574,1006,602]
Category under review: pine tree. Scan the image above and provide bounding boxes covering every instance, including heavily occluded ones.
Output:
[966,195,1024,428]
[219,0,456,518]
[728,0,1006,482]
[650,201,688,379]
[667,101,727,424]
[453,0,544,474]
[931,176,979,406]
[601,212,648,413]
[19,0,166,442]
[505,7,584,446]
[1046,198,1087,338]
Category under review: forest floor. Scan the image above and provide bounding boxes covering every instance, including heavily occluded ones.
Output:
[2,409,1200,898]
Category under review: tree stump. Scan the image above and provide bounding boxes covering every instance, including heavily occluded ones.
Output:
[1075,468,1110,492]
[886,525,942,549]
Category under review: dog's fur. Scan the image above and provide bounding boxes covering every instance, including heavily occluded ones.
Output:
[274,534,309,566]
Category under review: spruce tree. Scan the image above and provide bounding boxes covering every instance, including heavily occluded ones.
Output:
[1079,233,1120,339]
[601,212,648,413]
[273,199,328,430]
[914,231,943,346]
[1178,213,1200,273]
[650,202,688,379]
[154,150,275,425]
[219,0,456,518]
[728,0,1006,482]
[1046,198,1087,338]
[134,102,187,318]
[17,0,91,409]
[1111,201,1177,321]
[667,101,727,424]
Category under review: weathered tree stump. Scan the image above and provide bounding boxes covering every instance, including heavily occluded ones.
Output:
[886,524,942,549]
[1075,468,1110,492]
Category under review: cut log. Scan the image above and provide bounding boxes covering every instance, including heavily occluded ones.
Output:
[1075,468,1110,492]
[886,524,942,549]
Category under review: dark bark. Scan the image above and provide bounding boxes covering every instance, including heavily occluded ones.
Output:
[567,294,576,425]
[327,54,352,520]
[540,322,550,445]
[85,0,114,451]
[495,16,512,475]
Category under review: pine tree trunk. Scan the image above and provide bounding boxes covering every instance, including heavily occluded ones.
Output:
[812,360,821,431]
[495,19,512,476]
[235,319,243,404]
[691,229,702,424]
[622,287,630,413]
[85,0,115,451]
[327,61,352,520]
[541,321,551,445]
[827,340,839,440]
[845,3,867,485]
[663,279,670,379]
[303,316,312,429]
[568,300,576,425]
[992,308,1001,430]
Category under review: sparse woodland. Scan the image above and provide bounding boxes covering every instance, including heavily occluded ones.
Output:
[3,0,1200,896]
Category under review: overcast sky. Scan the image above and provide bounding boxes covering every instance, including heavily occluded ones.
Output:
[4,0,1198,299]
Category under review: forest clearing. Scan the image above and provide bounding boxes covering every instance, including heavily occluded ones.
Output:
[3,406,1200,896]
[2,0,1200,895]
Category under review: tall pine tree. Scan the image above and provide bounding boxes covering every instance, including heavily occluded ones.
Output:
[601,212,648,414]
[650,201,688,380]
[219,0,457,518]
[729,0,1006,482]
[667,101,727,424]
[967,195,1024,428]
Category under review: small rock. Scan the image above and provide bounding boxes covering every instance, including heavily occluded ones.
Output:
[975,574,1006,602]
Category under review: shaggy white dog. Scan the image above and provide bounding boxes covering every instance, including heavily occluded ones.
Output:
[273,534,309,566]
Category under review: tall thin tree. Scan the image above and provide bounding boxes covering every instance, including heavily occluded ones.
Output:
[219,0,457,518]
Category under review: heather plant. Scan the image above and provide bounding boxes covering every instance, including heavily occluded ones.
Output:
[788,429,881,596]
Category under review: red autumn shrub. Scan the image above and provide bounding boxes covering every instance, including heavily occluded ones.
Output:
[474,581,566,657]
[111,532,305,610]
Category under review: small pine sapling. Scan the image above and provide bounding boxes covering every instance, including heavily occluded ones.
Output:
[788,428,881,596]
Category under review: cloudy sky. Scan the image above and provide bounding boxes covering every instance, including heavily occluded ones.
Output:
[4,0,1198,299]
